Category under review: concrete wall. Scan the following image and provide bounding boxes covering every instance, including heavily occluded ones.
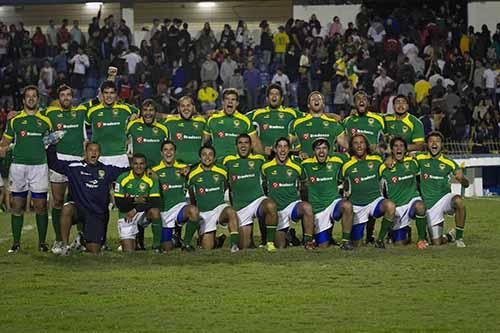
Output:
[292,4,361,37]
[468,1,500,32]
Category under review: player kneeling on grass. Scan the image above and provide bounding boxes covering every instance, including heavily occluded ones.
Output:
[301,138,353,250]
[262,137,316,249]
[416,131,469,247]
[152,140,200,252]
[223,134,278,252]
[114,154,162,252]
[342,134,396,248]
[380,137,428,249]
[188,145,240,252]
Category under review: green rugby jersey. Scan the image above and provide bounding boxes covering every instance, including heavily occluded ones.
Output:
[4,110,52,165]
[416,153,458,208]
[127,118,169,168]
[87,102,139,156]
[301,154,347,214]
[379,157,420,206]
[204,111,256,161]
[247,106,302,149]
[384,113,424,144]
[188,164,227,212]
[290,114,344,157]
[343,112,385,146]
[164,115,205,165]
[152,160,189,211]
[223,153,266,210]
[44,105,86,157]
[262,158,304,211]
[342,154,383,206]
[113,170,161,218]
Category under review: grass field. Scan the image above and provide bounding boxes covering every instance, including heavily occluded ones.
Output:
[1,198,500,332]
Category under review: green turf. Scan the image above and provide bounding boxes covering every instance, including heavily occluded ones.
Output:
[1,198,500,332]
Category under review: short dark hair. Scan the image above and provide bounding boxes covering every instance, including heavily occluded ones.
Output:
[348,133,371,156]
[426,131,444,143]
[141,98,157,110]
[100,80,116,92]
[161,140,176,151]
[393,94,408,105]
[57,84,73,96]
[274,136,290,148]
[132,153,147,162]
[266,83,283,98]
[389,136,408,151]
[312,138,330,151]
[222,88,239,101]
[199,145,216,157]
[85,141,100,151]
[236,133,252,145]
[22,85,39,99]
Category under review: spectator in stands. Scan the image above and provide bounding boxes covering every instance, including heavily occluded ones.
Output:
[272,66,290,106]
[46,20,58,56]
[273,26,289,65]
[70,20,84,46]
[260,23,273,67]
[69,46,89,97]
[243,62,260,111]
[31,27,47,58]
[57,19,71,50]
[329,16,343,38]
[235,20,250,51]
[196,22,217,59]
[220,54,238,89]
[200,53,219,88]
[198,80,218,114]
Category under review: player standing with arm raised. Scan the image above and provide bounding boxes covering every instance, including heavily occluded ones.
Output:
[416,131,469,247]
[114,154,162,252]
[44,84,87,254]
[223,134,278,252]
[0,86,52,253]
[152,140,200,252]
[342,134,396,248]
[188,145,240,252]
[380,137,428,249]
[301,138,353,249]
[261,137,316,249]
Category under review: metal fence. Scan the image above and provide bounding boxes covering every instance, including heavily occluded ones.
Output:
[444,140,500,157]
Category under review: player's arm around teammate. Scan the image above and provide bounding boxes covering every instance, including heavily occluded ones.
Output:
[223,134,278,252]
[188,146,240,252]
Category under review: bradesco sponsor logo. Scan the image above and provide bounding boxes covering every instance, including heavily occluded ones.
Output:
[136,137,161,144]
[309,176,332,184]
[302,133,328,140]
[423,173,444,180]
[20,131,42,137]
[217,131,239,138]
[56,123,79,130]
[175,133,201,141]
[353,174,375,184]
[271,182,294,188]
[391,175,413,184]
[161,184,183,191]
[198,186,220,195]
[262,123,285,131]
[231,174,256,182]
[96,121,120,128]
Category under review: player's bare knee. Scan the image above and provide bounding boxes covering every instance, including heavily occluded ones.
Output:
[33,201,47,214]
[453,196,465,211]
[148,208,161,220]
[263,199,277,214]
[301,202,313,217]
[341,200,353,213]
[414,201,426,216]
[384,200,396,216]
[187,205,200,220]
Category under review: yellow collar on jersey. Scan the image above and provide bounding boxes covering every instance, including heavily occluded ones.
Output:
[262,158,302,176]
[119,170,154,188]
[222,153,265,165]
[152,160,188,172]
[188,164,227,182]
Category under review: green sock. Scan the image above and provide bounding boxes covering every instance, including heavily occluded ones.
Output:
[11,214,24,243]
[230,232,239,246]
[455,226,464,239]
[377,217,393,241]
[36,213,49,244]
[303,233,313,242]
[184,220,199,245]
[342,232,351,241]
[266,225,276,243]
[51,207,62,241]
[151,218,162,249]
[415,215,427,241]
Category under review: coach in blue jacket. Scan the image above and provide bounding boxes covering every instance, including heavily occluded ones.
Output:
[47,142,128,254]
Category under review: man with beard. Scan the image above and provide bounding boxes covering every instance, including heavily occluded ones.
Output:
[0,86,52,253]
[261,137,316,249]
[342,134,396,248]
[384,95,424,152]
[164,96,206,166]
[223,134,278,252]
[203,88,263,162]
[290,91,348,159]
[301,138,353,250]
[44,84,87,254]
[380,137,428,249]
[188,145,240,252]
[416,132,469,247]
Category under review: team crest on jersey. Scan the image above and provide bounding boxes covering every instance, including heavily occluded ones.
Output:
[286,169,293,177]
[36,120,42,127]
[402,126,409,133]
[326,163,332,170]
[439,163,446,170]
[98,169,105,179]
[71,111,77,118]
[112,109,119,117]
[248,161,255,169]
[323,121,329,127]
[193,122,199,128]
[152,127,159,135]
[404,162,410,169]
[139,183,147,192]
[175,171,181,178]
[278,112,284,119]
[213,174,220,182]
[367,162,374,170]
[368,118,375,125]
[233,120,240,127]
